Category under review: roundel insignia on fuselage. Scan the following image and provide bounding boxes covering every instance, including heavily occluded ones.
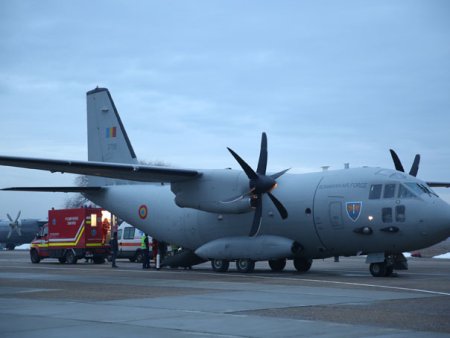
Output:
[138,204,148,220]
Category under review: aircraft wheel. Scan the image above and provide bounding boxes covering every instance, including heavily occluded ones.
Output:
[268,258,286,272]
[293,257,312,272]
[236,259,255,273]
[30,249,40,264]
[369,262,387,277]
[58,257,66,264]
[211,259,229,272]
[65,250,78,264]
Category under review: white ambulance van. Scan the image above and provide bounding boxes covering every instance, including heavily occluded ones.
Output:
[116,222,152,262]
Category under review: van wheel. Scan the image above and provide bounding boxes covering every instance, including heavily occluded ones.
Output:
[65,250,77,264]
[30,249,40,263]
[135,250,144,263]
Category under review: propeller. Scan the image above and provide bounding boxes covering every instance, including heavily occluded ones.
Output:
[7,211,22,238]
[389,149,420,177]
[227,133,289,237]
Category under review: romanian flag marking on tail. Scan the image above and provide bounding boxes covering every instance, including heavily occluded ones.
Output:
[106,127,117,138]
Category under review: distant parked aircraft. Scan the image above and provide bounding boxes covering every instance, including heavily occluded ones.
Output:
[0,212,45,250]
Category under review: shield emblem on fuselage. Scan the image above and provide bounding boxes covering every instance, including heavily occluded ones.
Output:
[346,202,362,222]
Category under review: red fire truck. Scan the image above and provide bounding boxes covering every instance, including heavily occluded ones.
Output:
[30,207,110,264]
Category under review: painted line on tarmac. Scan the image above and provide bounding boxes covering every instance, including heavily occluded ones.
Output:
[4,264,450,297]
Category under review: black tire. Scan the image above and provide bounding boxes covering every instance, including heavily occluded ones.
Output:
[129,257,136,262]
[269,258,286,272]
[93,257,105,264]
[65,250,78,264]
[30,249,40,264]
[6,243,16,250]
[369,262,387,277]
[211,259,229,272]
[293,257,312,272]
[135,250,144,263]
[58,257,66,264]
[385,266,394,277]
[236,259,255,273]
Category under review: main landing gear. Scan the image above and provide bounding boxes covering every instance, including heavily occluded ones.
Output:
[368,253,408,277]
[210,257,313,273]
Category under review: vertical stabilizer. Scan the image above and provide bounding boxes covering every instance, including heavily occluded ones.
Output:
[87,87,138,186]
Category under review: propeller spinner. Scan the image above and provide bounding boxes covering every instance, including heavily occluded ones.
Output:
[227,133,289,237]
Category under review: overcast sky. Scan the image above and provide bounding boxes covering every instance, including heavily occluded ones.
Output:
[1,0,450,218]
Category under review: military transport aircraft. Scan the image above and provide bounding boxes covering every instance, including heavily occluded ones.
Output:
[0,88,449,276]
[0,211,45,250]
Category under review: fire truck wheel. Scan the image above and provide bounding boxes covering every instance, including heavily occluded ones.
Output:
[30,249,40,264]
[58,257,66,264]
[65,250,78,264]
[93,257,105,264]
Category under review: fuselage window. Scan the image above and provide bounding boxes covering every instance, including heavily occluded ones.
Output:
[396,205,406,222]
[383,184,396,198]
[382,207,393,223]
[398,184,416,199]
[369,184,382,199]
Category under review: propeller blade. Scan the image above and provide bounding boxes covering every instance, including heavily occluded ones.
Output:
[270,168,290,180]
[389,149,405,172]
[249,195,263,237]
[7,213,13,223]
[15,211,21,222]
[409,154,420,177]
[256,132,268,175]
[268,192,288,219]
[227,147,258,179]
[17,227,22,236]
[7,228,12,239]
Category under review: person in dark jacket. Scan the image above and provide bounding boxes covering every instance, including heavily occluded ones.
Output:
[110,231,119,268]
[141,234,150,269]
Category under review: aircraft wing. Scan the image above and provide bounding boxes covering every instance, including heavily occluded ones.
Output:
[0,155,200,183]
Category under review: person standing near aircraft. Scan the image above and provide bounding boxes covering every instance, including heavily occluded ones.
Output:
[141,233,150,269]
[110,231,118,268]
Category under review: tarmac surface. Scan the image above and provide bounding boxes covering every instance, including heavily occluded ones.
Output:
[0,250,449,338]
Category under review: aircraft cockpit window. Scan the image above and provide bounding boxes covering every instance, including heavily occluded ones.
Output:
[369,184,382,199]
[390,172,407,180]
[398,184,417,199]
[383,184,396,198]
[404,182,437,197]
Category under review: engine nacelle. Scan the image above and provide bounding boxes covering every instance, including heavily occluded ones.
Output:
[171,169,253,214]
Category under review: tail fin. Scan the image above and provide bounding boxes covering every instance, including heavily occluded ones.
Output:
[86,87,138,185]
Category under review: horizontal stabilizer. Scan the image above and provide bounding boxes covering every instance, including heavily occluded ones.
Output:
[0,155,200,183]
[2,187,103,193]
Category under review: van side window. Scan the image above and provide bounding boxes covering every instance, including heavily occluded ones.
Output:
[117,229,123,239]
[369,184,382,199]
[382,208,392,223]
[383,184,396,198]
[396,205,405,222]
[124,227,135,240]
